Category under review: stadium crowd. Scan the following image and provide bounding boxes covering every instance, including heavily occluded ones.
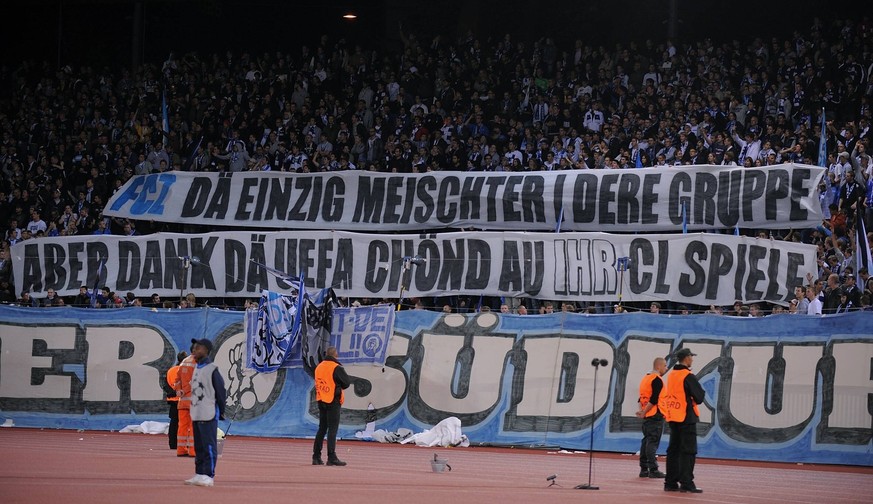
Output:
[0,15,871,314]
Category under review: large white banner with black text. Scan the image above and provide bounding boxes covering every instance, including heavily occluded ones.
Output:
[13,231,817,306]
[102,164,825,232]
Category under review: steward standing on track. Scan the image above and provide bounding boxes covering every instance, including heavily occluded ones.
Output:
[164,351,186,450]
[636,357,668,478]
[312,346,351,467]
[174,344,197,457]
[662,348,705,494]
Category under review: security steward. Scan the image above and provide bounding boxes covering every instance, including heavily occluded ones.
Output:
[175,345,197,457]
[662,348,706,493]
[312,346,351,466]
[164,351,187,450]
[636,357,668,478]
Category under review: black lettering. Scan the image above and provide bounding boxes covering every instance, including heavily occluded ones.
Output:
[264,178,293,221]
[641,173,660,224]
[204,176,232,219]
[414,240,440,291]
[484,176,506,222]
[629,239,653,294]
[414,176,436,223]
[789,169,812,221]
[765,169,790,221]
[706,243,734,300]
[572,174,598,223]
[520,176,545,222]
[116,241,141,291]
[668,172,692,225]
[181,177,212,218]
[502,176,523,222]
[323,176,345,222]
[679,240,707,297]
[383,177,404,224]
[252,177,270,222]
[234,178,258,221]
[224,240,248,293]
[693,172,717,226]
[745,245,767,300]
[43,243,67,290]
[742,170,766,222]
[288,177,312,221]
[354,176,385,223]
[364,241,389,292]
[306,176,323,223]
[465,239,491,289]
[331,239,353,289]
[617,173,641,224]
[716,169,742,228]
[598,173,618,225]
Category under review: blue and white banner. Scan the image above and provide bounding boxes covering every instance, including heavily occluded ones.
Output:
[246,290,300,373]
[332,304,394,365]
[0,306,870,466]
[102,164,825,232]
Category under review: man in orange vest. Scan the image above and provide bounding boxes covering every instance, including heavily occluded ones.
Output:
[164,351,187,450]
[312,346,351,466]
[636,357,668,478]
[662,348,706,494]
[175,345,197,457]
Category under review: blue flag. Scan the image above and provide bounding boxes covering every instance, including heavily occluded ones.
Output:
[555,205,564,233]
[635,149,643,168]
[856,213,872,288]
[162,90,170,146]
[681,201,687,234]
[817,107,827,167]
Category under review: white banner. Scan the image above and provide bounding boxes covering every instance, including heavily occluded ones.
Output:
[102,164,825,232]
[13,231,817,306]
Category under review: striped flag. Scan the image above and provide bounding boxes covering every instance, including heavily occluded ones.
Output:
[161,89,170,146]
[681,201,687,234]
[856,214,872,288]
[555,205,564,233]
[817,107,827,167]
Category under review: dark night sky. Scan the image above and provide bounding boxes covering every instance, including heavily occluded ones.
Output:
[2,0,865,68]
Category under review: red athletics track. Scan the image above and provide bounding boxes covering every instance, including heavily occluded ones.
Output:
[1,429,871,504]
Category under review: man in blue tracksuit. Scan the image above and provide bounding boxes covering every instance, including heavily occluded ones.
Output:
[185,338,226,487]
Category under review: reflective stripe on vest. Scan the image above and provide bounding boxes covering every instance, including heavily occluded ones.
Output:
[176,356,197,410]
[315,360,344,405]
[662,368,700,423]
[638,373,664,418]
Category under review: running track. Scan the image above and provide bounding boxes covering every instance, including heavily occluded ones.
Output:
[0,429,870,504]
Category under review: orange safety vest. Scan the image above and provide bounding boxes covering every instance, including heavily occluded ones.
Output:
[662,368,700,423]
[166,365,181,402]
[638,372,665,418]
[176,355,197,410]
[315,360,344,405]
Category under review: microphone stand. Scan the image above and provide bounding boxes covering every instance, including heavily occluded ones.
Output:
[576,358,607,490]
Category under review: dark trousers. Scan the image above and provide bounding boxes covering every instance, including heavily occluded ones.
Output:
[313,401,341,460]
[665,421,697,488]
[193,418,218,478]
[639,416,664,471]
[167,401,179,450]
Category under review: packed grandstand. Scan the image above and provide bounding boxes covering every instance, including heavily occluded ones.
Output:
[1,12,871,315]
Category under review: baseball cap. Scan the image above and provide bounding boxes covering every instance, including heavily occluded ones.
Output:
[674,348,697,360]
